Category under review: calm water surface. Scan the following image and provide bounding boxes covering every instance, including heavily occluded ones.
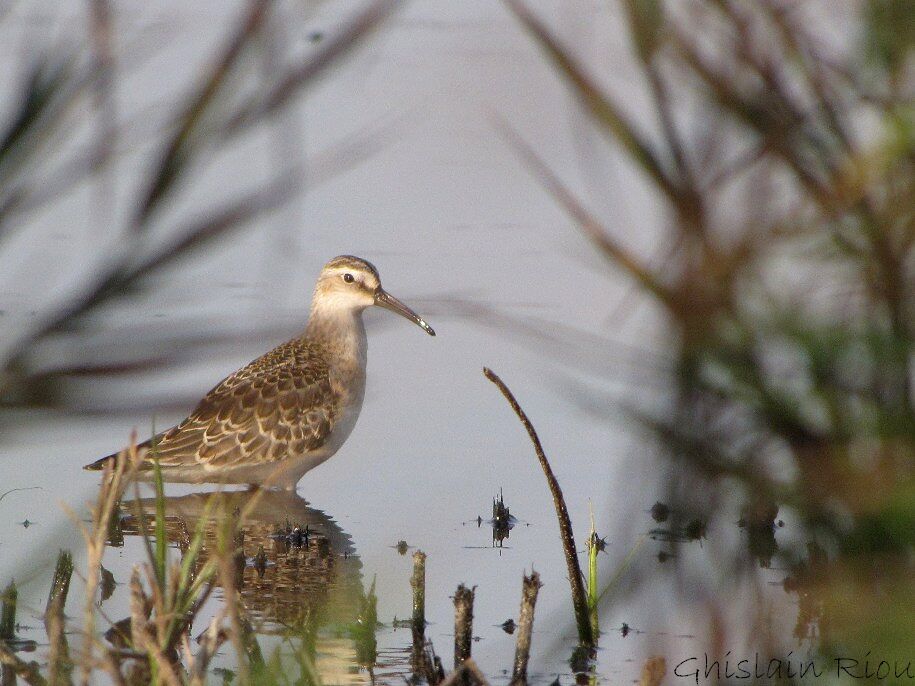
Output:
[0,2,801,683]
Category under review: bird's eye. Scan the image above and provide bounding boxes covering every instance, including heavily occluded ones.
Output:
[342,273,355,283]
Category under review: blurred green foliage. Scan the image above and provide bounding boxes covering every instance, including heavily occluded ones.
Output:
[509,0,915,674]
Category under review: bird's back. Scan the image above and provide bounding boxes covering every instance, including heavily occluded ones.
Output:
[85,337,343,480]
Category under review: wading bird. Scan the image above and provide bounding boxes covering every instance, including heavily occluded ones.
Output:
[85,255,435,489]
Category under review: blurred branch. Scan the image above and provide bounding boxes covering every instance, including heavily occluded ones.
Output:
[668,15,837,212]
[221,0,399,136]
[2,173,298,383]
[493,114,676,308]
[504,0,683,207]
[0,1,397,409]
[506,2,915,663]
[622,0,696,193]
[763,2,855,155]
[0,55,81,198]
[88,0,116,171]
[134,0,272,226]
[88,0,117,228]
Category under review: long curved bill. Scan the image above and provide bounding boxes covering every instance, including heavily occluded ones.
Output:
[375,289,435,336]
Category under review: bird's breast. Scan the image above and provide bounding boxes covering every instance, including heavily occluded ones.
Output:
[314,367,363,457]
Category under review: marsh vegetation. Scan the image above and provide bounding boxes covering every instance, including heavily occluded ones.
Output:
[1,0,913,684]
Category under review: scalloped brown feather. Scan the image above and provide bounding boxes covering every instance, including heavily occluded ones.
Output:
[84,338,338,471]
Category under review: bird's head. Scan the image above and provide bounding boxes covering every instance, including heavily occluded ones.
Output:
[312,255,435,335]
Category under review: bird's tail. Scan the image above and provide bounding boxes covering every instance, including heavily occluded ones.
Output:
[83,438,154,471]
[83,452,118,471]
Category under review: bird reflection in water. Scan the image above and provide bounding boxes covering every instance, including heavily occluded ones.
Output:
[109,489,386,683]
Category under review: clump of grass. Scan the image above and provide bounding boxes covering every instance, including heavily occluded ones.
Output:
[351,577,379,672]
[1,497,568,686]
[19,442,329,684]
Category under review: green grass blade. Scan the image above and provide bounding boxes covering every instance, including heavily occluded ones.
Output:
[587,502,599,637]
[146,421,167,591]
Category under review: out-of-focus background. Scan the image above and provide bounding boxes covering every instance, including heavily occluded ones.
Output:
[0,1,912,684]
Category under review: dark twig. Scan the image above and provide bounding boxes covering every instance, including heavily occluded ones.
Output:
[0,643,47,686]
[510,571,542,685]
[45,550,74,620]
[484,368,594,647]
[439,658,490,686]
[453,584,475,669]
[410,550,427,671]
[45,550,74,686]
[0,582,15,642]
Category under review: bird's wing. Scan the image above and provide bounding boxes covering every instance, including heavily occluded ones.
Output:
[150,345,337,468]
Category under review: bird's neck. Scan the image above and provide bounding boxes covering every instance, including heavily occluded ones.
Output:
[303,305,367,366]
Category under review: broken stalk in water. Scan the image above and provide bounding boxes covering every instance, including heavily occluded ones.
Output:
[45,550,74,686]
[411,550,426,642]
[483,367,595,647]
[453,584,475,669]
[409,550,444,683]
[0,581,14,643]
[44,550,73,620]
[510,570,542,685]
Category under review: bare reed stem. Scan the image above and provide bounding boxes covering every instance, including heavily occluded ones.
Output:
[77,447,136,686]
[639,656,666,686]
[439,658,490,686]
[45,550,73,619]
[0,582,15,641]
[411,550,426,638]
[453,584,475,669]
[0,643,47,686]
[44,550,73,686]
[410,550,427,675]
[483,368,594,646]
[510,571,542,685]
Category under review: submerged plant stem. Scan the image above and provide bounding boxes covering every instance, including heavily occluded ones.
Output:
[453,584,475,669]
[587,503,599,637]
[0,643,47,686]
[410,550,427,675]
[0,581,15,641]
[45,550,73,686]
[411,550,426,636]
[44,550,73,620]
[510,571,541,685]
